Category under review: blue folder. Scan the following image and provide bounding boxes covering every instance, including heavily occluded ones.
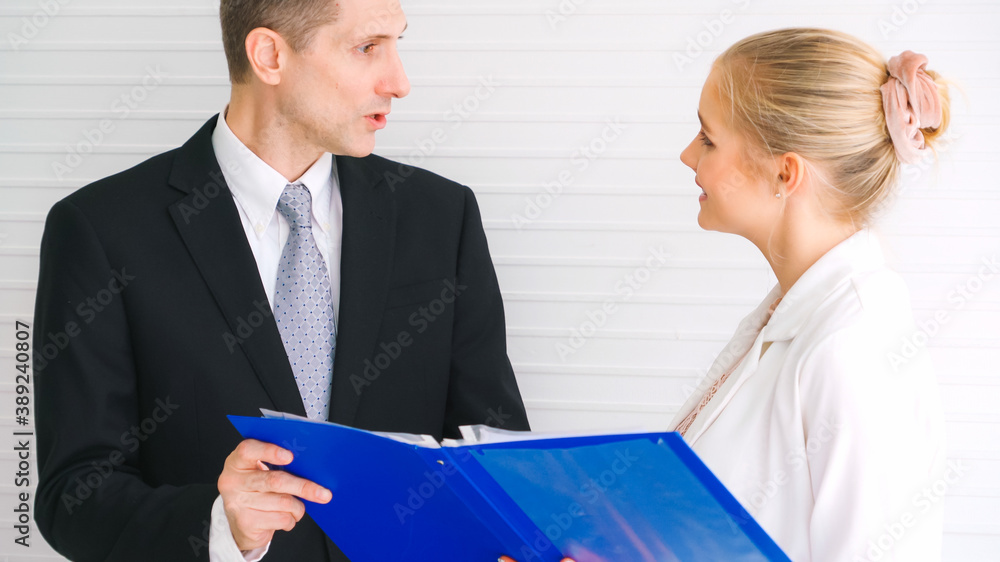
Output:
[228,414,790,562]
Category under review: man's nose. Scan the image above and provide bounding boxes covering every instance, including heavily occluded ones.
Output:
[381,50,411,99]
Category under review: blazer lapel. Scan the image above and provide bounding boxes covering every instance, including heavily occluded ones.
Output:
[329,155,396,427]
[675,286,782,443]
[685,337,765,444]
[166,115,307,418]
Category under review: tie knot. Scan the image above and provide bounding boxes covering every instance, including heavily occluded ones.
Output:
[276,183,313,229]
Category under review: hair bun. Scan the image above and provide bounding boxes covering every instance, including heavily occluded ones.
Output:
[880,50,944,164]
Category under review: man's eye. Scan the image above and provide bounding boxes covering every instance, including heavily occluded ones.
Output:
[358,44,376,54]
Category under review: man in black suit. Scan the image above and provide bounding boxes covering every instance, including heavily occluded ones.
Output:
[32,0,529,560]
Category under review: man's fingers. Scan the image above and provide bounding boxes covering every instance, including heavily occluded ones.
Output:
[233,507,299,534]
[230,439,294,470]
[248,469,332,503]
[234,492,307,522]
[220,439,330,504]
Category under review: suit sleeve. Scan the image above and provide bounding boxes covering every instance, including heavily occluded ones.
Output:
[442,186,530,437]
[33,199,218,562]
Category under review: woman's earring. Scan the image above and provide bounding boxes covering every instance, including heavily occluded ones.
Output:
[775,193,782,198]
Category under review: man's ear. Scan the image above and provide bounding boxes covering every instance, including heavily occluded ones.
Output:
[244,27,285,86]
[776,152,807,197]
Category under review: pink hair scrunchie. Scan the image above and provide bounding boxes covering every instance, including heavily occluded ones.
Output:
[880,50,943,164]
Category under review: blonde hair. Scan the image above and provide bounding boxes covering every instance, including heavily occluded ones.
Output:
[713,28,951,225]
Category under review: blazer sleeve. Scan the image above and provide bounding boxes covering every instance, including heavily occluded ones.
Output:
[33,199,218,562]
[797,326,946,562]
[442,186,530,436]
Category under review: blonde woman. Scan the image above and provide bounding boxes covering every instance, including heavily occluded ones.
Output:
[667,28,948,561]
[503,28,949,562]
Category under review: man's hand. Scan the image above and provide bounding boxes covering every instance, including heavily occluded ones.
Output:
[218,439,333,551]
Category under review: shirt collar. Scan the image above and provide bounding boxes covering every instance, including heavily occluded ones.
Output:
[761,229,887,342]
[211,106,333,238]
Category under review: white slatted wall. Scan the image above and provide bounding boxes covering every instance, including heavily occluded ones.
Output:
[0,0,997,560]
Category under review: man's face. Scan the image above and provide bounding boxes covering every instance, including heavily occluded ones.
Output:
[278,0,410,157]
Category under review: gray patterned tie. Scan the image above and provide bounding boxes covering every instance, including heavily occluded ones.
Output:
[274,183,335,420]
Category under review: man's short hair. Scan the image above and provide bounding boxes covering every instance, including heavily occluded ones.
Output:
[220,0,340,85]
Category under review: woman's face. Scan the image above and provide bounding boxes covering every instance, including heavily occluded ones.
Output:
[680,68,780,241]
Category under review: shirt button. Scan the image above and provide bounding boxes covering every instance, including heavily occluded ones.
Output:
[254,224,265,233]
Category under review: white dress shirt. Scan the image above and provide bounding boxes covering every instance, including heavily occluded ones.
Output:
[670,229,947,562]
[207,107,344,562]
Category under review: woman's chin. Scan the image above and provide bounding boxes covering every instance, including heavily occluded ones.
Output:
[696,211,713,231]
[697,207,736,234]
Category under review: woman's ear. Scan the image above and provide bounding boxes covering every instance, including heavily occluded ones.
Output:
[776,152,807,197]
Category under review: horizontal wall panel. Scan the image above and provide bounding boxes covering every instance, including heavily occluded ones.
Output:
[2,1,997,559]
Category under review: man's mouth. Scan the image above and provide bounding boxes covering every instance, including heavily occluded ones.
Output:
[366,112,389,130]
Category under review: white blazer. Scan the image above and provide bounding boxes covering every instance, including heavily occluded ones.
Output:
[670,230,947,562]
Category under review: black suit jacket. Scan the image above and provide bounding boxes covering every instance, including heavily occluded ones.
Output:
[32,115,529,561]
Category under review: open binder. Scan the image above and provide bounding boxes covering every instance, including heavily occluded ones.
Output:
[228,411,790,562]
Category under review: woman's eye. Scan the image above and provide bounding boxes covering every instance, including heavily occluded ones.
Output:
[698,131,714,147]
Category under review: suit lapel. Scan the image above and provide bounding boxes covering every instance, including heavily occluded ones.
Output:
[329,156,396,427]
[166,115,307,418]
